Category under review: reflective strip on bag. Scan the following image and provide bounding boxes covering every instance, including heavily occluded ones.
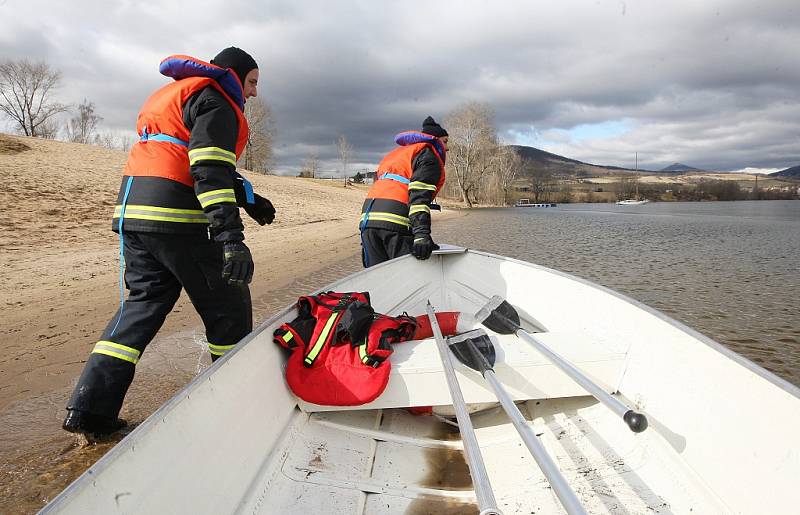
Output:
[113,204,208,224]
[208,343,236,356]
[304,314,339,366]
[92,341,141,364]
[188,146,237,166]
[358,342,369,364]
[409,204,431,215]
[359,211,410,227]
[196,188,236,208]
[408,181,437,191]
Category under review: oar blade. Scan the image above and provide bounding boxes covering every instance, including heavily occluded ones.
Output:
[448,329,496,374]
[475,295,520,335]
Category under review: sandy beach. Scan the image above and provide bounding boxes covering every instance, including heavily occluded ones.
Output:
[0,134,461,513]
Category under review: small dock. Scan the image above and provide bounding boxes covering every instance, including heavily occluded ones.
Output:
[515,199,557,208]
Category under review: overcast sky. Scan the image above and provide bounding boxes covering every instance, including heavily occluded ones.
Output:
[1,0,798,174]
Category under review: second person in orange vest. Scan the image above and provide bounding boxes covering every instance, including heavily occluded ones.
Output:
[359,116,449,267]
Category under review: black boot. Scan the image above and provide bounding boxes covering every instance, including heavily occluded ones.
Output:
[62,409,128,436]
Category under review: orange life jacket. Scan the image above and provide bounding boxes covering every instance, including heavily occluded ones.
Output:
[123,57,249,188]
[366,140,446,204]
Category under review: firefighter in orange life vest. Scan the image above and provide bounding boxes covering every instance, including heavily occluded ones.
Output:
[359,116,448,267]
[63,47,275,437]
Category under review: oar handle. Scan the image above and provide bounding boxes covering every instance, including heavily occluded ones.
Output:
[516,329,648,433]
[426,302,502,514]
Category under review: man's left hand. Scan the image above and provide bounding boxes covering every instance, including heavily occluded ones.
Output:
[412,234,439,260]
[244,194,275,225]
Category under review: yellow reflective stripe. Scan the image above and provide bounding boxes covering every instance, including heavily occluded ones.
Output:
[208,343,236,356]
[92,341,141,364]
[304,314,338,365]
[408,181,437,191]
[360,212,410,227]
[114,204,208,224]
[115,205,205,215]
[188,147,236,166]
[196,188,236,208]
[409,204,431,215]
[358,342,369,364]
[116,213,209,223]
[282,333,293,343]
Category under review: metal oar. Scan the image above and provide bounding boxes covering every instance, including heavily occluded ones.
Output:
[449,329,587,515]
[475,295,648,433]
[426,302,502,515]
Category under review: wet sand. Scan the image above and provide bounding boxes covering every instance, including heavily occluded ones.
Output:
[0,134,462,513]
[0,253,366,514]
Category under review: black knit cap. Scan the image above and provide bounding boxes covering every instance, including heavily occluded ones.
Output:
[421,116,448,138]
[211,47,258,85]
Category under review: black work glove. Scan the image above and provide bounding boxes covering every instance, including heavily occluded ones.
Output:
[412,234,439,260]
[244,194,275,226]
[222,241,254,285]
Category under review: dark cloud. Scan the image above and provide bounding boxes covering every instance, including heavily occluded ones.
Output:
[1,0,798,173]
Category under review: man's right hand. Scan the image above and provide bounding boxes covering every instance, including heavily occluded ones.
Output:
[222,241,254,285]
[412,234,439,260]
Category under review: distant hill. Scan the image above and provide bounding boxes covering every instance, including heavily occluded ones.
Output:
[770,165,800,178]
[508,145,638,177]
[660,163,700,172]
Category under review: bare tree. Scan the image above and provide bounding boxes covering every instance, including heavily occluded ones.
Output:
[492,146,523,205]
[37,117,61,140]
[240,97,274,173]
[0,59,68,137]
[444,102,497,207]
[337,134,353,187]
[526,164,554,203]
[299,152,319,178]
[65,98,102,144]
[94,130,134,152]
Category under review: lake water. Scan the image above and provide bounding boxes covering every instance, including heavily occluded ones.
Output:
[435,200,800,387]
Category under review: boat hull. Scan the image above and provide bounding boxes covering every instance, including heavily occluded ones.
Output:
[42,249,800,514]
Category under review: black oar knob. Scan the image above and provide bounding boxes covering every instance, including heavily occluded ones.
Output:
[623,410,649,433]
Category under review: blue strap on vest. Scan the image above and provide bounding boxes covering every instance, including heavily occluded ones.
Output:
[359,198,376,268]
[139,125,189,147]
[377,173,410,185]
[110,176,135,337]
[242,176,255,204]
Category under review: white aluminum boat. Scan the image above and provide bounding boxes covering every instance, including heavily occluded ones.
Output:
[615,199,649,205]
[41,247,800,514]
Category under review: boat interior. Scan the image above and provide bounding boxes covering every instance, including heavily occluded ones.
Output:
[43,250,800,515]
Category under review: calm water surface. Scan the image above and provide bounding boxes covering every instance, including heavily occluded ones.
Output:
[436,200,800,387]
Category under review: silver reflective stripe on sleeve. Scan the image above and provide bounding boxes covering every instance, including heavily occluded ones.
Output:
[197,189,237,208]
[408,181,437,191]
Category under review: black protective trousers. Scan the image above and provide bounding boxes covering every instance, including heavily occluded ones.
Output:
[360,227,413,268]
[67,231,252,419]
